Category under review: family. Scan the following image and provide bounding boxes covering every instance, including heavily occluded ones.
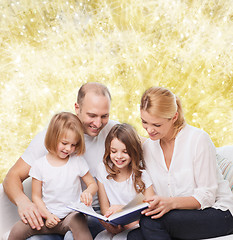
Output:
[3,82,233,240]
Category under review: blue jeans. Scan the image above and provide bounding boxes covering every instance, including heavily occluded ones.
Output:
[27,235,63,240]
[127,208,233,240]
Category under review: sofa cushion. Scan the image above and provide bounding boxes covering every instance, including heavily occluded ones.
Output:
[216,146,233,192]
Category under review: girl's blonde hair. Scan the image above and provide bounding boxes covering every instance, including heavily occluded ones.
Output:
[45,112,85,156]
[140,87,185,138]
[103,123,146,193]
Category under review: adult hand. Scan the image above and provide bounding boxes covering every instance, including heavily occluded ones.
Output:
[18,198,45,230]
[142,195,173,219]
[99,220,124,235]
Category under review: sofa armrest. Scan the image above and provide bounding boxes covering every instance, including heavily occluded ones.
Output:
[0,178,32,238]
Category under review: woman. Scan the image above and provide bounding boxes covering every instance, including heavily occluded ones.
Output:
[127,87,233,240]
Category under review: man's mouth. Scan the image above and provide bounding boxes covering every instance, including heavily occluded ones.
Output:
[89,125,100,132]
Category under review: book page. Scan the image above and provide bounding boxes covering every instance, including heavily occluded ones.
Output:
[122,193,146,210]
[107,193,149,221]
[67,193,149,224]
[68,202,107,221]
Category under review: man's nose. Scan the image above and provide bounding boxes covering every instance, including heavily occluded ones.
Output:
[93,117,102,128]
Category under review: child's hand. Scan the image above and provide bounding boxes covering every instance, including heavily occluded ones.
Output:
[99,220,124,235]
[45,213,60,228]
[104,205,124,218]
[80,191,93,206]
[124,220,139,230]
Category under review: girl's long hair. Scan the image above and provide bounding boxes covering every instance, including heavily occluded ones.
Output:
[103,123,146,193]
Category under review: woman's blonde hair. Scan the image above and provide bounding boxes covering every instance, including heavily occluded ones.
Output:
[45,112,85,156]
[103,123,146,194]
[140,87,185,138]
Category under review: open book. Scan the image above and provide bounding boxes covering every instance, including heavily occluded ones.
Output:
[67,193,149,226]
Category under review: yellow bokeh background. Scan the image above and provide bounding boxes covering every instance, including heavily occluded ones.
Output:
[1,0,233,183]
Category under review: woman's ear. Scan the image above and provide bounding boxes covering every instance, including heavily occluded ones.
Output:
[172,112,179,123]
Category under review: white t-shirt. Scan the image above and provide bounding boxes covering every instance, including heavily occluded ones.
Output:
[143,124,233,215]
[22,119,118,208]
[22,120,118,175]
[96,162,152,205]
[29,155,89,219]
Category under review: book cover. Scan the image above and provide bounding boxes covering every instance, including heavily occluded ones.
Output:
[67,193,148,226]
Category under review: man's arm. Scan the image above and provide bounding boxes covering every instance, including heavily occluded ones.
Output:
[3,157,44,230]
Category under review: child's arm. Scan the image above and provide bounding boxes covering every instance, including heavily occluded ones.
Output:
[80,172,98,206]
[97,180,125,234]
[144,185,155,199]
[97,180,110,215]
[32,178,60,228]
[123,185,155,230]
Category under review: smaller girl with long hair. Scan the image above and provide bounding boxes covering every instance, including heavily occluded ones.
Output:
[95,123,154,240]
[8,112,98,240]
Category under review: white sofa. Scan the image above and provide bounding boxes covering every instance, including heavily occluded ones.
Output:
[1,146,233,240]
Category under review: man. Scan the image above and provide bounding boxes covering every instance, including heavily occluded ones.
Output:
[3,82,118,239]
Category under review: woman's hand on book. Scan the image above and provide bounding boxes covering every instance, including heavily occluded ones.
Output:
[142,195,173,219]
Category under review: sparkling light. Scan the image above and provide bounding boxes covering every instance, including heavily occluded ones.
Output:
[0,0,233,182]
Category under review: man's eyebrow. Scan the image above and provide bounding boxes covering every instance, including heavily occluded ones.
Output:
[86,112,97,116]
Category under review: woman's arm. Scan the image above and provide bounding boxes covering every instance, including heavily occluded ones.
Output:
[142,182,200,219]
[142,195,201,219]
[192,132,218,208]
[81,172,98,206]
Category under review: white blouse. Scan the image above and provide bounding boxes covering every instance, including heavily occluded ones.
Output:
[143,124,233,215]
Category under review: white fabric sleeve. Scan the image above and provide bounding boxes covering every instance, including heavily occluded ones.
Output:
[192,131,218,209]
[21,129,47,166]
[141,170,153,189]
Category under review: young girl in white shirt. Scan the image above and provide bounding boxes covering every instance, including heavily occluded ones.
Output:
[8,112,98,240]
[95,123,155,240]
[128,86,233,240]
